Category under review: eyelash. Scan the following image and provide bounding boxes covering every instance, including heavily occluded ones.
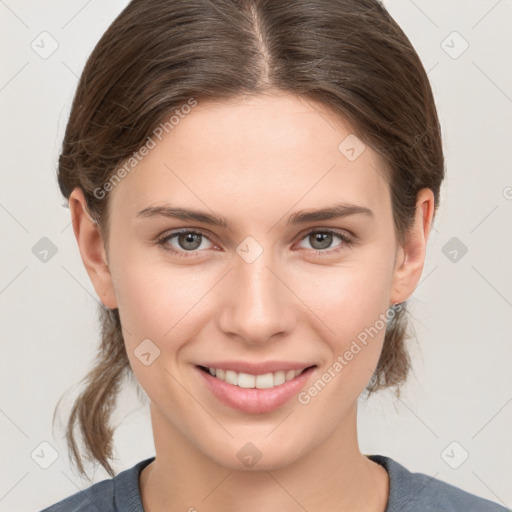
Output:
[155,228,354,258]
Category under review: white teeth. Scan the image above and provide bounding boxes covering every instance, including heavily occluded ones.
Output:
[255,373,274,389]
[237,372,255,388]
[206,366,309,389]
[285,370,296,382]
[273,370,286,386]
[225,370,238,386]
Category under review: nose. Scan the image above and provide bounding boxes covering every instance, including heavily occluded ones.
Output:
[216,251,296,346]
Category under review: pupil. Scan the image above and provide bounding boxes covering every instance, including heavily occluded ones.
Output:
[180,232,201,250]
[313,232,331,249]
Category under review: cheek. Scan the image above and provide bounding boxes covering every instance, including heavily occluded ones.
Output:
[112,258,202,409]
[297,256,393,387]
[112,250,214,359]
[300,255,393,336]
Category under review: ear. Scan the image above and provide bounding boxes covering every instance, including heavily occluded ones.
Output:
[390,188,435,305]
[68,187,118,309]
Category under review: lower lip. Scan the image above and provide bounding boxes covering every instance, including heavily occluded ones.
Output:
[196,366,316,414]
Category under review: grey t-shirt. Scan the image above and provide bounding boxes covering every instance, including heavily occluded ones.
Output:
[39,455,510,511]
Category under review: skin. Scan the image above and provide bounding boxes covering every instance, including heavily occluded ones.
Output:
[69,91,434,512]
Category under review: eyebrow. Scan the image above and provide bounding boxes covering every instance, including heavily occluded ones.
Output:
[136,202,374,227]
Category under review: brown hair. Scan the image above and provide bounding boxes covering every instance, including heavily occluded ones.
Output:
[55,0,444,478]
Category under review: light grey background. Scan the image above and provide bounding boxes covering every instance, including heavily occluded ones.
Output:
[1,1,511,511]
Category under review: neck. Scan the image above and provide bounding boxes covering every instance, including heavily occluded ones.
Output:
[140,403,389,512]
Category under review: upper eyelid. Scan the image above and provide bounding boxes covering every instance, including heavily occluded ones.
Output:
[295,226,354,241]
[158,227,352,248]
[159,227,218,244]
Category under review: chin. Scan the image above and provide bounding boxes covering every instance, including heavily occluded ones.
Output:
[202,432,310,472]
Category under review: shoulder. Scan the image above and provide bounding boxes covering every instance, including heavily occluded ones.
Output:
[38,478,115,512]
[368,455,510,512]
[38,457,155,512]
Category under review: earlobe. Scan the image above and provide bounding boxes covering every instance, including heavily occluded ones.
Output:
[389,188,435,305]
[68,187,118,309]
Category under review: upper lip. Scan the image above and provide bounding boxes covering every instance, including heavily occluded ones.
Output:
[197,361,316,374]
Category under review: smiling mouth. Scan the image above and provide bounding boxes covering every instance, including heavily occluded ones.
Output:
[197,365,317,390]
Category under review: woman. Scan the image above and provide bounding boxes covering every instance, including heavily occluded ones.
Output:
[40,0,509,510]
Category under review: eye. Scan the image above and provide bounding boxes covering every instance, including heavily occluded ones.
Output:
[155,227,354,258]
[156,228,215,257]
[295,229,353,255]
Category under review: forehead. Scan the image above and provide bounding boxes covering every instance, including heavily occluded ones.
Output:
[109,93,391,227]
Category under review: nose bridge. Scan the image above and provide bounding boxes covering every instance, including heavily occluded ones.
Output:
[217,243,295,344]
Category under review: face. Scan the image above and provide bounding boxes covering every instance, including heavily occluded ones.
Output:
[73,92,432,471]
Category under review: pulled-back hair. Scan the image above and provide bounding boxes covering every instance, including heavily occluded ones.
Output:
[56,0,444,478]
